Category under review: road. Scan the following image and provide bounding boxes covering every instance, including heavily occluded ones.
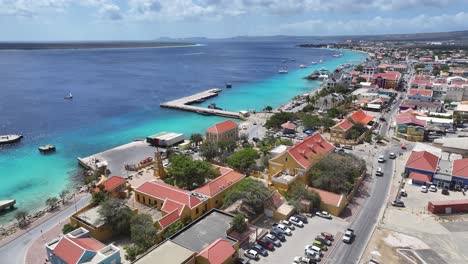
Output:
[0,194,91,264]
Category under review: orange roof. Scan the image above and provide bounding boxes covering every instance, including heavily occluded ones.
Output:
[161,199,185,214]
[348,109,373,125]
[281,121,297,130]
[408,89,433,97]
[198,239,236,264]
[373,71,401,81]
[309,187,343,207]
[195,166,245,197]
[207,120,238,134]
[405,151,439,173]
[53,236,106,264]
[158,209,181,229]
[94,176,126,192]
[409,172,431,183]
[136,180,202,208]
[265,191,285,210]
[333,120,353,131]
[452,158,468,179]
[288,132,334,169]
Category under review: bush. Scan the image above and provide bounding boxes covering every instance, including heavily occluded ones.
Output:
[227,148,259,173]
[223,178,271,213]
[62,223,77,234]
[265,112,296,129]
[124,245,145,261]
[232,214,247,233]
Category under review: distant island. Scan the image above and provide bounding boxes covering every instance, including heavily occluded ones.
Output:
[0,41,195,50]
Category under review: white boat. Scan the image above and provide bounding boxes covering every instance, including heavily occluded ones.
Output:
[318,74,328,80]
[278,68,288,74]
[299,64,307,68]
[311,61,317,64]
[0,134,23,145]
[64,91,73,99]
[319,59,323,63]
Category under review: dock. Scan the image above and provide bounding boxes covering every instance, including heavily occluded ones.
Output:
[0,200,16,211]
[160,89,243,119]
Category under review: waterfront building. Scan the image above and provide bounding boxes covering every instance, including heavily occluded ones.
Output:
[372,71,401,89]
[206,120,239,142]
[93,176,127,198]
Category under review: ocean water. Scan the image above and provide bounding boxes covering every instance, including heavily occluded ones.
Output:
[0,41,366,223]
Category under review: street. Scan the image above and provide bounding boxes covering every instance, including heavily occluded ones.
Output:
[0,194,91,264]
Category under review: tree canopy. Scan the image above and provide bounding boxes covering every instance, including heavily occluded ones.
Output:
[98,198,133,235]
[286,181,321,211]
[232,213,247,233]
[199,140,218,162]
[167,155,220,190]
[190,133,204,146]
[227,148,259,173]
[265,112,296,129]
[223,178,271,213]
[301,114,321,131]
[310,153,366,194]
[130,213,157,250]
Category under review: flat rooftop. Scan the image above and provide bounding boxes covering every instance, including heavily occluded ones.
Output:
[171,210,235,253]
[75,205,105,228]
[134,240,195,264]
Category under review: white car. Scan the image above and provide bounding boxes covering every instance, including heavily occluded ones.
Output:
[421,186,428,193]
[280,220,295,230]
[315,211,332,219]
[378,155,385,163]
[288,216,304,227]
[294,256,312,264]
[244,249,259,260]
[375,167,383,176]
[304,249,321,261]
[265,233,281,247]
[429,185,437,192]
[275,223,292,236]
[389,152,396,159]
[305,245,322,257]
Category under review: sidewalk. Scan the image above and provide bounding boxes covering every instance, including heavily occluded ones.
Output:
[25,222,68,264]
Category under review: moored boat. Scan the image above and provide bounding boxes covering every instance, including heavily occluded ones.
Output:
[64,91,73,99]
[226,83,232,88]
[299,64,307,68]
[0,134,23,145]
[38,144,56,153]
[278,68,288,74]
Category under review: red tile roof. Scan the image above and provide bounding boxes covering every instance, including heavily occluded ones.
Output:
[207,120,238,134]
[373,71,401,81]
[136,180,202,208]
[265,191,285,210]
[408,89,433,97]
[288,132,334,169]
[395,113,427,127]
[281,121,297,130]
[309,187,343,207]
[94,176,126,192]
[332,120,353,131]
[161,199,185,214]
[195,166,245,197]
[348,109,373,125]
[405,151,439,173]
[197,238,236,264]
[409,172,431,183]
[452,158,468,179]
[158,209,181,229]
[53,236,106,264]
[349,70,361,76]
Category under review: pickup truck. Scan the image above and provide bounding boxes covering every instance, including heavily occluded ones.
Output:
[343,228,354,243]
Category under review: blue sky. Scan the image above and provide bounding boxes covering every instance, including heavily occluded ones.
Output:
[0,0,467,41]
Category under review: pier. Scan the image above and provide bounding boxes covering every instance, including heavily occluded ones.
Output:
[160,89,243,119]
[0,200,16,211]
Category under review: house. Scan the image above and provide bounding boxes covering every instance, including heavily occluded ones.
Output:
[281,121,297,134]
[407,89,433,102]
[329,109,374,143]
[134,209,239,264]
[93,176,127,198]
[410,75,432,90]
[45,227,121,264]
[263,191,295,220]
[268,132,334,192]
[134,166,244,234]
[395,112,427,142]
[372,71,402,89]
[405,151,440,184]
[451,158,468,187]
[399,100,442,112]
[206,120,239,142]
[70,205,115,242]
[309,187,347,216]
[348,109,373,125]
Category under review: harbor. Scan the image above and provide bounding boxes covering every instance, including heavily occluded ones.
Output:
[0,200,15,212]
[160,89,244,119]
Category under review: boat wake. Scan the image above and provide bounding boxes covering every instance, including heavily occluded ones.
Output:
[182,52,204,56]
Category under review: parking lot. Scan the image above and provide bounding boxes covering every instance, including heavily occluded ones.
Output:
[241,215,349,263]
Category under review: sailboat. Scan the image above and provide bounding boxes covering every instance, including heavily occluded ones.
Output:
[64,91,73,99]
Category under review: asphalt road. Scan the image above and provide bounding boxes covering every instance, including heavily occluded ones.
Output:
[0,194,91,264]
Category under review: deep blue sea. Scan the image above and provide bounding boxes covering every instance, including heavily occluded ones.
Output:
[0,40,366,223]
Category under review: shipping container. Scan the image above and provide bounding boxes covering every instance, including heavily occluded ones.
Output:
[427,199,468,214]
[146,132,184,147]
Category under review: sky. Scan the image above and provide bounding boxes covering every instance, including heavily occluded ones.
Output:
[0,0,468,41]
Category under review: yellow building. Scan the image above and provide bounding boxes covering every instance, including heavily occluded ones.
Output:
[395,112,427,142]
[268,132,334,193]
[309,187,347,216]
[329,109,374,143]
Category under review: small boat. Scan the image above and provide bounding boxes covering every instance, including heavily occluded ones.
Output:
[38,144,56,153]
[311,61,317,64]
[278,68,288,74]
[64,91,73,99]
[226,83,232,88]
[319,59,323,63]
[211,88,222,93]
[299,64,307,68]
[0,134,23,145]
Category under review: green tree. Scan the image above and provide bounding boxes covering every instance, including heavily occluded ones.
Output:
[263,105,273,112]
[218,139,237,154]
[167,155,220,190]
[124,245,145,261]
[432,66,440,76]
[301,115,321,130]
[286,181,321,211]
[59,190,69,204]
[130,214,157,250]
[321,117,337,130]
[440,64,449,72]
[199,140,219,162]
[15,210,28,228]
[223,178,271,213]
[355,77,366,83]
[46,197,59,210]
[227,148,259,173]
[190,133,204,146]
[347,123,367,140]
[98,198,133,235]
[265,112,296,129]
[354,65,363,72]
[62,223,77,234]
[163,221,184,239]
[232,214,247,233]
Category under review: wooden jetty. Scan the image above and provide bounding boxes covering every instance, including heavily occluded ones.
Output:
[160,89,243,119]
[0,200,16,211]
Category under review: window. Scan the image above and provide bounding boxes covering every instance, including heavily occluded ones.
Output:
[142,196,146,204]
[196,207,199,214]
[215,200,219,204]
[136,194,140,202]
[284,157,288,162]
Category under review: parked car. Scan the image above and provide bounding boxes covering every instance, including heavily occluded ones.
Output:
[391,200,405,207]
[421,185,428,193]
[321,232,334,241]
[342,145,353,150]
[400,189,407,197]
[265,233,281,247]
[377,155,385,163]
[375,167,383,176]
[389,152,396,159]
[289,216,304,227]
[293,214,308,224]
[343,228,354,243]
[304,249,321,261]
[315,211,332,219]
[235,258,250,264]
[442,187,449,195]
[273,223,292,236]
[257,239,274,251]
[313,240,328,251]
[252,244,268,257]
[280,220,295,230]
[270,229,286,241]
[294,256,314,264]
[244,249,259,260]
[429,185,437,192]
[304,245,322,257]
[315,235,332,246]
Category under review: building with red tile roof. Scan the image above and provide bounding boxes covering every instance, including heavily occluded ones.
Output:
[452,159,468,186]
[396,113,427,127]
[372,71,401,89]
[407,89,433,102]
[395,112,426,142]
[93,176,127,198]
[309,187,347,216]
[408,172,432,184]
[45,227,121,264]
[405,151,440,179]
[197,238,236,264]
[206,120,239,142]
[348,109,373,125]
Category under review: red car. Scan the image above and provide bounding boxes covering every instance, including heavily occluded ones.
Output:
[320,232,334,241]
[257,239,274,251]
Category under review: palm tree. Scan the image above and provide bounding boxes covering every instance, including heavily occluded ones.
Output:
[190,133,203,146]
[323,98,329,109]
[59,190,69,204]
[331,97,337,108]
[15,210,28,228]
[46,197,59,210]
